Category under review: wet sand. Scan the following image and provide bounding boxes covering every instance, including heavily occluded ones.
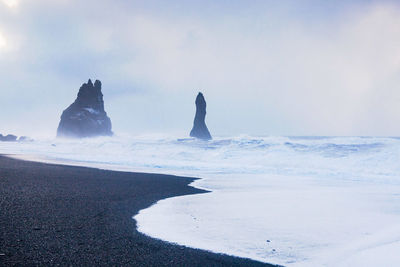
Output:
[0,155,275,266]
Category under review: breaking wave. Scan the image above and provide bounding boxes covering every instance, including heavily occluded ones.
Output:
[2,135,400,266]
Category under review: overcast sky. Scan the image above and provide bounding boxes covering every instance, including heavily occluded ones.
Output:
[1,0,400,137]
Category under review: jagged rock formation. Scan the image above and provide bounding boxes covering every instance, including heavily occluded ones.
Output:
[17,136,32,142]
[0,134,32,142]
[57,79,112,138]
[190,92,212,140]
[0,134,17,142]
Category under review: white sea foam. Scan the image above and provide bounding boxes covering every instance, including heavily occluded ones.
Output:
[1,135,400,266]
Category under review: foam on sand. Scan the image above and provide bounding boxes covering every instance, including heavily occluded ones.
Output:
[2,135,400,266]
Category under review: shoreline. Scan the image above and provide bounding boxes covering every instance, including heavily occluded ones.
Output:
[0,155,275,266]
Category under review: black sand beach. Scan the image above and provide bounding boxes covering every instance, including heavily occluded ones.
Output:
[0,156,275,266]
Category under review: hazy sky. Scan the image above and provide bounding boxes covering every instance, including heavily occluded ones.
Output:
[1,0,400,137]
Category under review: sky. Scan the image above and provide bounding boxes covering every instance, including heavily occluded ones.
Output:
[0,0,400,137]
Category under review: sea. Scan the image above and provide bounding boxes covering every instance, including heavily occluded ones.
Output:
[1,135,400,266]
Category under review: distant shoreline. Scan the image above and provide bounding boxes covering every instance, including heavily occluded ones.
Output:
[0,155,274,266]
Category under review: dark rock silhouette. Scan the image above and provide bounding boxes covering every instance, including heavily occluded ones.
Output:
[0,134,17,142]
[57,79,112,138]
[0,134,32,142]
[18,136,33,142]
[190,92,212,140]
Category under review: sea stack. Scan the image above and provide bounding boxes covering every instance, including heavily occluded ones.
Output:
[0,134,17,142]
[57,79,112,138]
[190,92,212,140]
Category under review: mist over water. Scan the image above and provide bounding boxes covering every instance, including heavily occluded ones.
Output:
[3,135,400,180]
[2,135,400,266]
[2,1,400,266]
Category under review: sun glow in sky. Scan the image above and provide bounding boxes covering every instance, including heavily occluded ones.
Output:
[0,0,400,137]
[2,0,18,8]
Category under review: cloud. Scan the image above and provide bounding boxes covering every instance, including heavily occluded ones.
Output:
[0,30,6,50]
[0,1,399,137]
[1,0,18,8]
[111,3,400,135]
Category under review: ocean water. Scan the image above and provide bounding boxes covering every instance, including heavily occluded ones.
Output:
[1,135,400,266]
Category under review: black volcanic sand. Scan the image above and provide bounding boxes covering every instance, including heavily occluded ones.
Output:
[0,156,277,266]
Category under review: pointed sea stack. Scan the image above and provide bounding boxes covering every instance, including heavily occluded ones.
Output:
[190,92,212,140]
[57,79,113,138]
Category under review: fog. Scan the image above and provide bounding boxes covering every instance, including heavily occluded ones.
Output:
[1,0,400,138]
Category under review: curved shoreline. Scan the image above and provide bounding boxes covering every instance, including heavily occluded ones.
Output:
[0,155,276,266]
